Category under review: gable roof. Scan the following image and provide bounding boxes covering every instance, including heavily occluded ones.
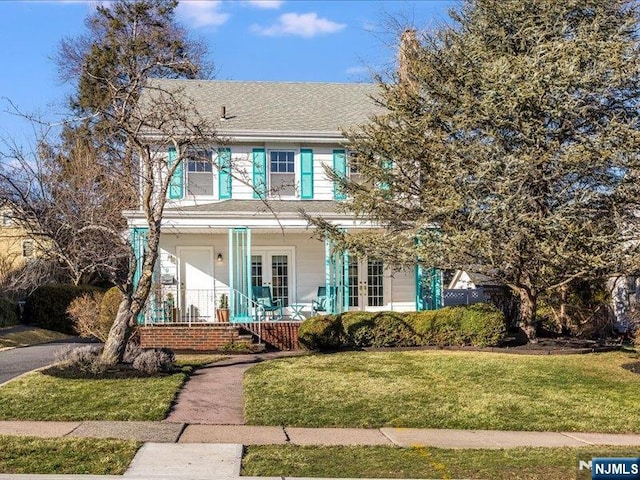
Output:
[144,79,380,138]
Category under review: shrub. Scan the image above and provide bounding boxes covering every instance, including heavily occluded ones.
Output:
[370,312,417,348]
[99,287,124,332]
[406,307,464,346]
[0,298,18,327]
[55,345,105,375]
[459,303,507,347]
[298,315,342,351]
[123,339,142,364]
[24,284,103,334]
[132,348,175,374]
[67,292,106,340]
[340,311,377,347]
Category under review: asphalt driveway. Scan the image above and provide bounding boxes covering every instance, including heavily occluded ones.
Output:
[0,338,94,384]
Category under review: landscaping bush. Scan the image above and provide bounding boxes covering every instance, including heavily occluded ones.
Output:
[0,298,19,328]
[24,284,103,334]
[55,345,105,375]
[298,315,342,351]
[67,292,105,340]
[302,304,507,351]
[459,303,507,347]
[405,307,465,346]
[132,348,175,374]
[369,312,417,348]
[340,311,377,347]
[100,287,124,332]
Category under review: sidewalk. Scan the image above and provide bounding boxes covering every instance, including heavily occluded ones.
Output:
[2,419,640,448]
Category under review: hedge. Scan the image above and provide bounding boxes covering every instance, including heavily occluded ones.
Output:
[24,284,104,334]
[299,304,507,351]
[0,298,19,328]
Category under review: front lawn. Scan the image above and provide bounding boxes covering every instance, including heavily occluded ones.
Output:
[0,435,139,474]
[244,350,640,432]
[242,445,638,480]
[0,326,71,348]
[0,370,186,421]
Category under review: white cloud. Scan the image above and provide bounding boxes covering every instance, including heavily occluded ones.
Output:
[177,1,230,29]
[346,66,368,75]
[251,12,346,38]
[246,0,284,9]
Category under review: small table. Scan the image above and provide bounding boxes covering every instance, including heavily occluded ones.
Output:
[290,304,306,321]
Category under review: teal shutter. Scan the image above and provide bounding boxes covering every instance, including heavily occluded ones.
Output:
[300,149,314,199]
[218,148,231,199]
[333,149,347,200]
[253,148,266,199]
[381,158,392,191]
[168,147,183,199]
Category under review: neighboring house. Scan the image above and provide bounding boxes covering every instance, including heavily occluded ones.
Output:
[0,206,37,283]
[125,80,442,350]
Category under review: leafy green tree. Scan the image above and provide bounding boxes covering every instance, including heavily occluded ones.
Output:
[316,0,640,341]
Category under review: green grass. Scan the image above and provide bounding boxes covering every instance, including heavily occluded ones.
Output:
[0,370,186,420]
[174,354,227,368]
[0,326,71,348]
[0,435,140,474]
[244,350,640,432]
[242,445,639,480]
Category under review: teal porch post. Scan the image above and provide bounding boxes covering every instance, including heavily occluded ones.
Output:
[228,227,252,322]
[324,236,349,314]
[131,227,149,324]
[416,265,443,311]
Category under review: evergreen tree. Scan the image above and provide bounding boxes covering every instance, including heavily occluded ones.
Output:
[319,0,640,341]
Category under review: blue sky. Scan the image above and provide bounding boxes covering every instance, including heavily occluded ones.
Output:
[0,0,455,142]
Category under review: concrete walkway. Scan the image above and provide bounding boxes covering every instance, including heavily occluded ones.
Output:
[2,420,640,448]
[165,352,306,425]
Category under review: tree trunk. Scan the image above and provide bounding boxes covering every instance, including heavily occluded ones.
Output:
[519,288,538,343]
[100,297,133,366]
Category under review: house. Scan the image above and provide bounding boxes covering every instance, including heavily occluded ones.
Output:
[0,205,38,283]
[125,80,442,351]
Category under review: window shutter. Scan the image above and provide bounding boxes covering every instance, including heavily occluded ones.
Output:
[252,148,266,199]
[333,149,347,200]
[300,149,314,199]
[168,147,183,199]
[218,148,232,199]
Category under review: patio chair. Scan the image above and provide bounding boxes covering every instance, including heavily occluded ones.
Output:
[312,286,333,314]
[252,285,283,321]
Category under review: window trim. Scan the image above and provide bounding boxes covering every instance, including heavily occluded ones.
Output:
[1,211,12,227]
[185,149,215,198]
[267,149,297,198]
[22,239,35,259]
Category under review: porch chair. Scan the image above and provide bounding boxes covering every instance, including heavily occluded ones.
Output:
[312,286,331,314]
[252,285,283,321]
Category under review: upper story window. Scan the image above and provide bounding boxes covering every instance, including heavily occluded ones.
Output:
[186,150,213,196]
[269,151,295,197]
[1,211,11,227]
[348,151,362,184]
[22,240,34,258]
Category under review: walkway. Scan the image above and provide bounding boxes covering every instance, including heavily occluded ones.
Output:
[165,351,305,424]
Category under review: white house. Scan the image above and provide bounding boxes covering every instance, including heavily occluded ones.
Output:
[124,80,442,350]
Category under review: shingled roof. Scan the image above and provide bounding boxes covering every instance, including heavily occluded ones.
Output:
[144,79,380,136]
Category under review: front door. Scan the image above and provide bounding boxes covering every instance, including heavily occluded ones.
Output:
[348,257,386,311]
[251,249,293,309]
[178,247,214,322]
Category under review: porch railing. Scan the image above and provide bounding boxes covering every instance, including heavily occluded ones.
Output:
[147,286,220,326]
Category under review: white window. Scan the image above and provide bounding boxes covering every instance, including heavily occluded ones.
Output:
[269,151,295,197]
[1,211,11,227]
[22,240,34,258]
[186,150,213,196]
[348,151,362,184]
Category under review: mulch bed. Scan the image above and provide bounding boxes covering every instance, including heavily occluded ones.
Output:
[41,364,182,380]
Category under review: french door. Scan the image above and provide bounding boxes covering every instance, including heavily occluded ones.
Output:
[348,257,386,311]
[251,248,294,308]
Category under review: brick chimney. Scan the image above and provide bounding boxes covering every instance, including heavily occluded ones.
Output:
[398,29,419,92]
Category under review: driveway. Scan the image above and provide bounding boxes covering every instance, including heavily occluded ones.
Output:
[0,338,95,384]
